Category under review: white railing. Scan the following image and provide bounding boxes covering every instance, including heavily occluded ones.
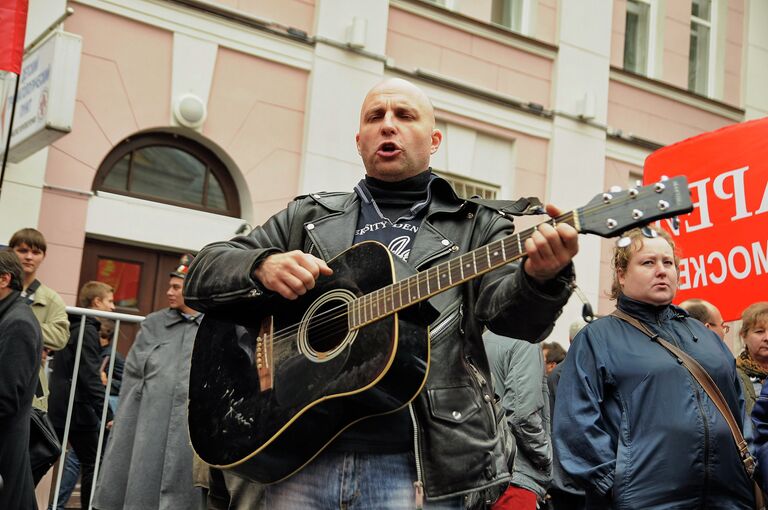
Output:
[50,306,144,510]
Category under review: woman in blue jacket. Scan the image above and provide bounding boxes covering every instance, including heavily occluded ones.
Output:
[554,227,753,509]
[748,305,768,492]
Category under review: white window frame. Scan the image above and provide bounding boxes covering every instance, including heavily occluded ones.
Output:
[432,170,500,199]
[489,0,533,36]
[689,0,718,97]
[623,0,659,78]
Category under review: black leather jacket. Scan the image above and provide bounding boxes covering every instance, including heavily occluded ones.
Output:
[184,176,574,500]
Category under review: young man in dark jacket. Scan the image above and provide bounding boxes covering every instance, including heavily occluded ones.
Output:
[48,281,115,510]
[184,78,578,507]
[0,250,42,510]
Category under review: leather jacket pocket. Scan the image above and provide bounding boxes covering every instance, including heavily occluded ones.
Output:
[428,386,481,424]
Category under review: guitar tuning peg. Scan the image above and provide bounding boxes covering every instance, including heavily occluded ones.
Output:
[616,237,632,248]
[609,185,622,193]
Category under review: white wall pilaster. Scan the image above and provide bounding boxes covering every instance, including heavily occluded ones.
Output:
[547,1,614,345]
[299,0,390,193]
[171,33,218,128]
[744,0,768,119]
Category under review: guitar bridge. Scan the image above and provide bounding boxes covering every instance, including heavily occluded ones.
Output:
[256,316,274,392]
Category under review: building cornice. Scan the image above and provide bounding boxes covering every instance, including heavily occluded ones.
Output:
[390,0,558,60]
[71,0,314,70]
[610,67,745,122]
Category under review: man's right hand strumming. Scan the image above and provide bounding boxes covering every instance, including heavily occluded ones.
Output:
[253,251,333,300]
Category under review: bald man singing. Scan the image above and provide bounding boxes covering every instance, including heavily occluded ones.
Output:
[185,78,579,509]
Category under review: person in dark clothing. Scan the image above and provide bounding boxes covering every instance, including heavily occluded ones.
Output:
[546,321,586,510]
[541,341,565,375]
[48,281,115,510]
[49,320,125,510]
[184,78,579,508]
[98,319,125,410]
[0,249,42,510]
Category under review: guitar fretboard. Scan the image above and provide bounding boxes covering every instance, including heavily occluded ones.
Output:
[348,210,580,329]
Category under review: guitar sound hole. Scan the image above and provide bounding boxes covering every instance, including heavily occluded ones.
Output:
[306,299,349,354]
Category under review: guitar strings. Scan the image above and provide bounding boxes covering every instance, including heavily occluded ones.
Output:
[265,194,669,348]
[265,209,589,346]
[265,210,578,347]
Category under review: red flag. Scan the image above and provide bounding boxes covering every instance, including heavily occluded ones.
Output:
[0,0,30,74]
[644,118,768,321]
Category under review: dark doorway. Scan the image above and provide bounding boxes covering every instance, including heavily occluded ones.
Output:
[79,238,184,356]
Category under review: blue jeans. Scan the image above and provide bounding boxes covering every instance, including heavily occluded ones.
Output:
[261,451,464,509]
[50,449,80,510]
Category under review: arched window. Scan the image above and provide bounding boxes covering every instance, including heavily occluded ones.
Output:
[93,132,240,217]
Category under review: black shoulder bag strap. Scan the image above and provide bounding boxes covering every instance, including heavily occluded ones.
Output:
[611,308,765,510]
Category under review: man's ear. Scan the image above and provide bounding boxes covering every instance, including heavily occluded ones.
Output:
[430,128,442,154]
[0,273,10,289]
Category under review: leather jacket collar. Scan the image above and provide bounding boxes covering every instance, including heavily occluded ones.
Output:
[304,174,468,268]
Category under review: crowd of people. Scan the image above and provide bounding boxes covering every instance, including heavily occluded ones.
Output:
[1,78,767,510]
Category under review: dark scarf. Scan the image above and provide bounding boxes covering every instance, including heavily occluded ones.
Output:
[736,349,768,381]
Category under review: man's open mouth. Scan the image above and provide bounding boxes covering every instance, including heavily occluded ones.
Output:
[377,142,401,156]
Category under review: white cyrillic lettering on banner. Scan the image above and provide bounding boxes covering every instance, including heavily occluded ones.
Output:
[713,166,753,221]
[678,258,690,290]
[753,241,768,276]
[690,255,707,288]
[706,251,727,284]
[686,178,714,233]
[728,246,751,280]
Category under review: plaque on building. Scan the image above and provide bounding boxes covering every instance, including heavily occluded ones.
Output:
[1,31,82,163]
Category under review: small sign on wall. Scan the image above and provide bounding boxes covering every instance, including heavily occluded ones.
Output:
[1,31,82,163]
[644,118,768,321]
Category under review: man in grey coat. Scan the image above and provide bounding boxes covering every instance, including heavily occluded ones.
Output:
[93,255,203,510]
[483,330,552,509]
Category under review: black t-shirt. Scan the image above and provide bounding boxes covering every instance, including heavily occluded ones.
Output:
[331,171,434,454]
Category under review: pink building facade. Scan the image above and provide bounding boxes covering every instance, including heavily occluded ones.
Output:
[2,0,766,347]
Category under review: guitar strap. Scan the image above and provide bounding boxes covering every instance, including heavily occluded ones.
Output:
[611,309,766,510]
[465,196,544,218]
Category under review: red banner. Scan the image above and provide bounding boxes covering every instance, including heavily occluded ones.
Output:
[0,0,29,74]
[643,118,768,321]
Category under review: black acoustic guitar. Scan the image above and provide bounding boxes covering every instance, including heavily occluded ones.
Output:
[188,177,693,483]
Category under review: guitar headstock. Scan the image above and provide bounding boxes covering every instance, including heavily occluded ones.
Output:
[577,176,693,238]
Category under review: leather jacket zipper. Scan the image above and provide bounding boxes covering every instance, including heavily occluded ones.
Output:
[465,356,496,436]
[409,403,425,509]
[430,305,463,339]
[408,306,464,508]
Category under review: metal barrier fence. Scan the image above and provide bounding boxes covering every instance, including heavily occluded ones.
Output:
[50,306,144,510]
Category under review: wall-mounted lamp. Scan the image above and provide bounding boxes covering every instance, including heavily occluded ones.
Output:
[173,93,207,129]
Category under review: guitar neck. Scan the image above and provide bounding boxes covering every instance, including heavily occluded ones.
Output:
[349,210,580,330]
